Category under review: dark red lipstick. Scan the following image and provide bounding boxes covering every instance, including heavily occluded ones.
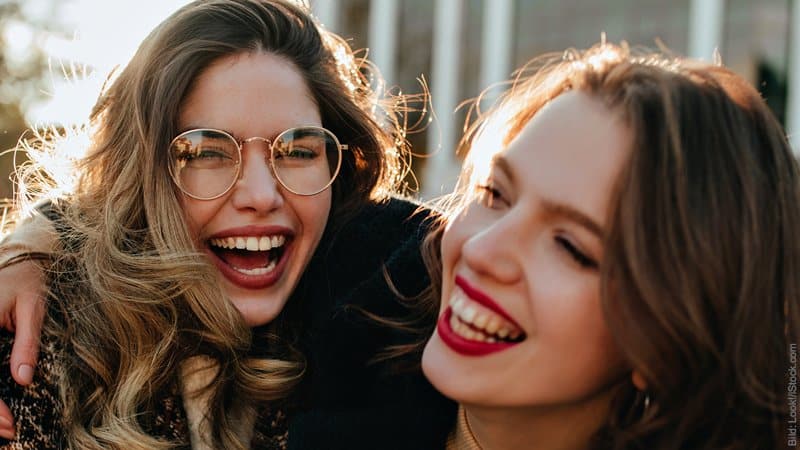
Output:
[455,275,523,329]
[435,276,525,356]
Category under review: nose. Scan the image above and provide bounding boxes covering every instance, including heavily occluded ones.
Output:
[460,210,524,284]
[229,141,284,214]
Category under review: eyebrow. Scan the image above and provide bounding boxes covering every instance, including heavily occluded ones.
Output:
[491,154,605,239]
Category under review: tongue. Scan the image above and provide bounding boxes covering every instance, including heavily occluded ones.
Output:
[216,249,272,269]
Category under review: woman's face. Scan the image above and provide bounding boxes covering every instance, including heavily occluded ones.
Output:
[178,51,331,327]
[422,91,631,409]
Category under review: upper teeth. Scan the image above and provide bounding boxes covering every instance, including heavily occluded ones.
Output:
[209,235,286,251]
[449,291,522,341]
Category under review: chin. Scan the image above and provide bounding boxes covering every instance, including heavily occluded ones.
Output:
[230,291,290,327]
[237,303,284,327]
[422,335,467,402]
[423,334,519,408]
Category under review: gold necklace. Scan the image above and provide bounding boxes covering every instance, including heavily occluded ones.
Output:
[463,408,485,450]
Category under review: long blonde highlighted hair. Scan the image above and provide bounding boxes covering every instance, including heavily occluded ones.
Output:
[12,0,414,448]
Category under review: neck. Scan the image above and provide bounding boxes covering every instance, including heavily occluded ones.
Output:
[463,388,615,450]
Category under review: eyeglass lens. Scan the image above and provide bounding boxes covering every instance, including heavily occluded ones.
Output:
[169,127,341,199]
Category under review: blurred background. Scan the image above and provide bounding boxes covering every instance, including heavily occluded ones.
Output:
[0,0,794,201]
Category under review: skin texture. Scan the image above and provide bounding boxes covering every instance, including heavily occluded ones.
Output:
[422,91,631,450]
[179,51,331,327]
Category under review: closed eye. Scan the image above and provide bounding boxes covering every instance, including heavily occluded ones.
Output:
[276,147,317,160]
[555,236,598,269]
[476,183,504,208]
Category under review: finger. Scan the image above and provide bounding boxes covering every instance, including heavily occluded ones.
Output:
[0,399,15,440]
[9,292,44,386]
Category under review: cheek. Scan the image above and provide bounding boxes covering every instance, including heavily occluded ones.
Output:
[440,223,461,275]
[440,211,471,287]
[525,248,626,374]
[440,205,478,271]
[534,279,625,379]
[296,191,331,243]
[181,197,225,242]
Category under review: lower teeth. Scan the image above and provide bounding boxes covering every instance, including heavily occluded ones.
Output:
[233,260,276,276]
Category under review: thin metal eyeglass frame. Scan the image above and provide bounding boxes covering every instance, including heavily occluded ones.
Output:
[167,126,347,200]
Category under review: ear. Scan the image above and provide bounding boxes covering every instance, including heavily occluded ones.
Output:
[631,370,647,391]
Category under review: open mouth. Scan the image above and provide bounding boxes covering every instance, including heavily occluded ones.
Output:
[448,290,526,344]
[208,235,288,276]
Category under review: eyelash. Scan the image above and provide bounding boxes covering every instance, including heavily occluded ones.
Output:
[476,183,502,207]
[555,236,598,269]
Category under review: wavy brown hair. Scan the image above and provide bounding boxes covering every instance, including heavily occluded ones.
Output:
[11,0,414,448]
[421,43,799,449]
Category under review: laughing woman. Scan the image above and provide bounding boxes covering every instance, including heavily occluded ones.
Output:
[0,0,453,448]
[421,43,799,449]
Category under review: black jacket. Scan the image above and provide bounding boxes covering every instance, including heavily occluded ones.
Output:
[285,197,456,450]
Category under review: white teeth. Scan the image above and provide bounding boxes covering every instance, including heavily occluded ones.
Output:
[209,235,287,252]
[232,260,276,276]
[447,290,524,344]
[451,296,464,313]
[461,305,477,323]
[246,237,259,251]
[485,316,501,335]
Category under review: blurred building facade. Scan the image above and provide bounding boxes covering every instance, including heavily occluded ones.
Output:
[0,0,793,200]
[311,0,793,198]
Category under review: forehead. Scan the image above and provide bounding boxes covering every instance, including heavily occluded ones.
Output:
[500,91,631,223]
[178,51,321,135]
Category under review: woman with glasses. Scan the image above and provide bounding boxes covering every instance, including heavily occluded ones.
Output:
[420,43,797,449]
[0,0,453,448]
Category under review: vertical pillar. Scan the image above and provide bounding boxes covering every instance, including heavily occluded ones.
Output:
[311,0,341,31]
[688,0,725,60]
[479,0,514,103]
[787,0,800,154]
[424,0,464,198]
[368,0,400,85]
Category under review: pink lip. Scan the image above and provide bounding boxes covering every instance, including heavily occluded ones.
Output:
[205,225,293,290]
[455,275,523,330]
[436,308,519,356]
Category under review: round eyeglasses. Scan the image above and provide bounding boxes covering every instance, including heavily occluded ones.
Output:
[167,126,346,200]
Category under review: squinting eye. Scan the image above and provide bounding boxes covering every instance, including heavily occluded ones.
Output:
[277,147,317,160]
[475,184,502,208]
[195,148,233,160]
[555,236,598,269]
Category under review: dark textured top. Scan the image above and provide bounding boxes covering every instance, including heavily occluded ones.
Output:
[0,329,289,449]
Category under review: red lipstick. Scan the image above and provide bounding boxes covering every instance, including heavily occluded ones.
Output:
[455,275,523,329]
[436,308,518,356]
[436,276,524,357]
